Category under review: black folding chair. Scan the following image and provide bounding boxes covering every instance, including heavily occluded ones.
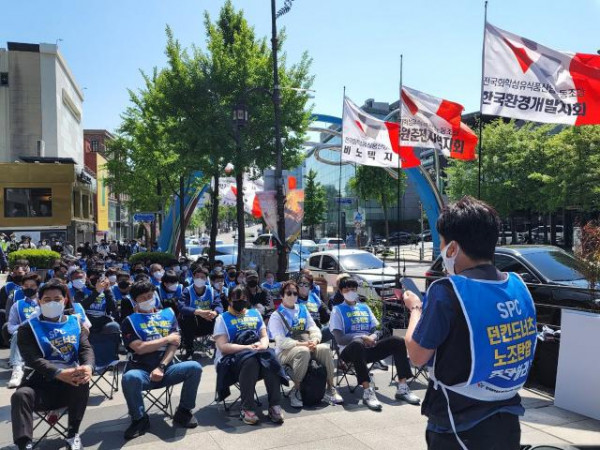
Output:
[89,332,121,400]
[214,382,262,416]
[331,337,378,392]
[179,334,215,359]
[144,385,175,419]
[32,408,68,448]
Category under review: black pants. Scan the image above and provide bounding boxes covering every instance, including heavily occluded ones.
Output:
[180,315,215,351]
[238,357,281,410]
[88,315,121,335]
[340,336,412,384]
[11,381,90,444]
[426,412,521,450]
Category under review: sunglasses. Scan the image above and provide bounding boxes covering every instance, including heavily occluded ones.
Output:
[284,291,298,296]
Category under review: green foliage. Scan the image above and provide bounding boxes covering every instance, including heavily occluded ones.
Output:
[303,169,327,232]
[8,250,61,269]
[349,166,405,238]
[128,252,177,267]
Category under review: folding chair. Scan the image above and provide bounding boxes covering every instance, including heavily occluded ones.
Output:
[32,408,68,448]
[331,337,378,393]
[89,332,121,400]
[214,382,262,416]
[179,334,215,360]
[144,385,175,419]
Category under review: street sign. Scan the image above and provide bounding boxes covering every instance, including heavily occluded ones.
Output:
[133,213,155,223]
[353,211,363,224]
[335,197,355,205]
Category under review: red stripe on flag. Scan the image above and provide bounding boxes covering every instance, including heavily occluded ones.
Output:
[450,123,478,160]
[436,99,463,128]
[251,195,262,218]
[571,53,600,126]
[503,38,535,73]
[231,186,237,196]
[401,89,419,115]
[288,176,297,190]
[384,121,421,168]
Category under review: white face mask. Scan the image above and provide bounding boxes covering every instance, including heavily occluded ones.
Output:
[343,291,359,303]
[153,270,164,280]
[108,275,117,283]
[72,279,86,290]
[137,298,155,312]
[41,301,64,319]
[213,282,223,290]
[194,278,206,288]
[165,283,179,292]
[441,241,459,275]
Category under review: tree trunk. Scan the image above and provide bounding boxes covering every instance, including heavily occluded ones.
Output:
[209,173,220,265]
[550,212,557,246]
[178,175,186,257]
[235,171,245,270]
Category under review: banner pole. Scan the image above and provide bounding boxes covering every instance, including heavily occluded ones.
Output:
[338,87,345,269]
[397,55,403,276]
[478,0,488,199]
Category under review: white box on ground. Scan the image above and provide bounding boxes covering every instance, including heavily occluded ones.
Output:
[554,309,600,420]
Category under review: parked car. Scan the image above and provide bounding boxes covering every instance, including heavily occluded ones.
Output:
[186,245,204,261]
[292,239,318,256]
[425,245,600,327]
[417,230,432,242]
[253,234,276,247]
[497,230,521,245]
[306,249,397,300]
[201,244,238,266]
[316,237,346,252]
[388,232,417,245]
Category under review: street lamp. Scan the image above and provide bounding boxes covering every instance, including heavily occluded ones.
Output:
[232,102,249,127]
[232,101,249,269]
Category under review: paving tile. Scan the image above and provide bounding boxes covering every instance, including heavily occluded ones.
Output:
[522,405,590,429]
[352,423,428,449]
[520,428,573,447]
[273,434,371,450]
[534,419,600,446]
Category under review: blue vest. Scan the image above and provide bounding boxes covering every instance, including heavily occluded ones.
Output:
[85,292,109,317]
[276,304,309,337]
[29,315,80,368]
[432,273,537,402]
[211,285,228,303]
[16,299,38,323]
[298,292,321,318]
[111,285,128,303]
[261,281,282,298]
[127,308,176,343]
[5,282,19,296]
[159,285,183,302]
[12,288,25,302]
[71,302,88,326]
[151,277,161,287]
[69,285,92,301]
[336,302,374,334]
[187,285,213,310]
[221,309,263,342]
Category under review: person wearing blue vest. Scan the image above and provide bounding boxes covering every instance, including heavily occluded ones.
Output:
[214,286,285,426]
[209,270,229,310]
[121,280,202,440]
[79,269,120,336]
[1,264,26,333]
[11,279,94,450]
[111,270,133,319]
[179,267,222,360]
[149,263,165,287]
[120,273,162,321]
[331,277,420,411]
[404,196,537,450]
[158,270,183,314]
[268,280,343,408]
[224,265,238,290]
[7,273,41,389]
[297,273,332,342]
[261,270,281,302]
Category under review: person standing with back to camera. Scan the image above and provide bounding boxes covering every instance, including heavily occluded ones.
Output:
[403,196,537,450]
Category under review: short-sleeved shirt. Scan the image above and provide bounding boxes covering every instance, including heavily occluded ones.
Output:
[268,304,316,355]
[212,312,265,365]
[330,302,378,352]
[121,310,179,372]
[412,264,524,433]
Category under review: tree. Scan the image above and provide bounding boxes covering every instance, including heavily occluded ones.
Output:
[349,166,405,239]
[303,169,327,239]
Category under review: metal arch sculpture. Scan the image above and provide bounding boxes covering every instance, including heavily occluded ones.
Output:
[308,113,444,257]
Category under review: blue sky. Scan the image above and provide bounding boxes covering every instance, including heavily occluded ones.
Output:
[2,0,599,132]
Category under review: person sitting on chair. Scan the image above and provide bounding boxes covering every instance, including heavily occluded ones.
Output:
[11,279,94,450]
[121,280,202,440]
[79,269,120,336]
[209,270,229,311]
[214,286,286,425]
[330,277,420,411]
[158,270,183,314]
[260,270,281,300]
[268,280,343,408]
[327,273,351,310]
[110,271,132,317]
[179,267,222,360]
[297,273,331,341]
[7,273,41,389]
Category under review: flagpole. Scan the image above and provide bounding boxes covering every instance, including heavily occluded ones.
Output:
[397,55,403,276]
[338,86,345,269]
[478,0,488,199]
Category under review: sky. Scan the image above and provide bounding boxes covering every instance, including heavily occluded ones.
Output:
[2,0,600,132]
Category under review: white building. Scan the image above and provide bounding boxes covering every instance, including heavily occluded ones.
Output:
[0,42,84,166]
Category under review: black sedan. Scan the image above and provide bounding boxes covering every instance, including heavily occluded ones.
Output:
[425,245,600,327]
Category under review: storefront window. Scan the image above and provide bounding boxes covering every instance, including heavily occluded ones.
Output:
[4,188,52,217]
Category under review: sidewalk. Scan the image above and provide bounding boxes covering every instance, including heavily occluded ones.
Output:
[0,346,597,449]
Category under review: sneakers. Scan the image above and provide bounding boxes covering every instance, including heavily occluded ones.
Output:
[65,433,83,450]
[17,439,33,450]
[395,382,421,405]
[124,414,150,440]
[8,365,24,389]
[324,387,344,405]
[371,360,389,371]
[289,387,303,408]
[268,405,285,424]
[173,407,198,428]
[240,409,259,425]
[363,387,382,411]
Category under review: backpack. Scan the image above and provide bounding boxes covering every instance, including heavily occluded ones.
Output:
[300,359,327,406]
